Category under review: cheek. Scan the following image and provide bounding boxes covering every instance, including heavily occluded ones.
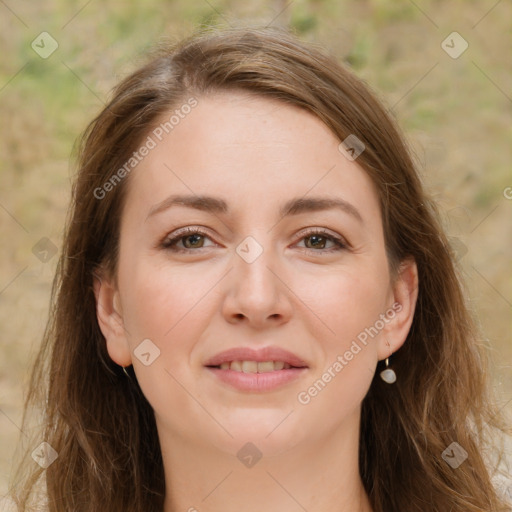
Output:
[293,270,384,435]
[292,261,389,402]
[297,262,390,348]
[117,262,214,414]
[118,258,218,361]
[120,256,220,392]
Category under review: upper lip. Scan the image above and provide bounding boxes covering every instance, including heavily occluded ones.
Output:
[204,346,308,368]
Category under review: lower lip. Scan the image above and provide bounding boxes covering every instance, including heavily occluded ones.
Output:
[205,367,308,392]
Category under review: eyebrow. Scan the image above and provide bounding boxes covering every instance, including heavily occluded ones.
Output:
[146,194,363,223]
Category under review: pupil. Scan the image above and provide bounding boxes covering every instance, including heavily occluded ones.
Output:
[185,234,203,248]
[308,235,325,249]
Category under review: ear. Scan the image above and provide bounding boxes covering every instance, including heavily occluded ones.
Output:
[93,270,132,367]
[377,257,419,360]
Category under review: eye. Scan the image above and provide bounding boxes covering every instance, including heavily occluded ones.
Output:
[160,227,349,255]
[161,227,216,253]
[295,228,348,255]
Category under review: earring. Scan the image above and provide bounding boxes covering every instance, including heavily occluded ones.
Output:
[380,357,396,384]
[122,365,132,379]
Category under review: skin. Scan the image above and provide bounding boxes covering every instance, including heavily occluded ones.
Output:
[94,91,418,512]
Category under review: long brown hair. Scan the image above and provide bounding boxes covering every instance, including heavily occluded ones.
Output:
[10,25,511,511]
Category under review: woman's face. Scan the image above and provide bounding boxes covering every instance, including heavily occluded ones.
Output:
[95,91,417,456]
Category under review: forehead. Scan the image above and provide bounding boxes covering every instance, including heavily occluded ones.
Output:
[121,91,381,224]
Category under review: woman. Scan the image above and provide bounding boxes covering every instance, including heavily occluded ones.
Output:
[10,25,511,511]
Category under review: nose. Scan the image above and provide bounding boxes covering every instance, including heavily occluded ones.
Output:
[221,236,293,329]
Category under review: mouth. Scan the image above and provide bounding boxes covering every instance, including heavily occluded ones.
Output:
[203,346,309,392]
[206,360,306,372]
[203,346,308,370]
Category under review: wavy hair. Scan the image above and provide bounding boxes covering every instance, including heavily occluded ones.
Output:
[10,25,512,511]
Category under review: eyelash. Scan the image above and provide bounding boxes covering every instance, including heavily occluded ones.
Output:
[160,227,348,255]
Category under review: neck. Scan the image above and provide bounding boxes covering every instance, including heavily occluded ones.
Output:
[159,408,373,512]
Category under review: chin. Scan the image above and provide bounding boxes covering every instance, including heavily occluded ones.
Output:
[204,412,306,457]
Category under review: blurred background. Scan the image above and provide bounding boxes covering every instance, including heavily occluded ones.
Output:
[0,0,511,498]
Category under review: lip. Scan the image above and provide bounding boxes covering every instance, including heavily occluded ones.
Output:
[203,346,308,368]
[204,346,309,393]
[206,366,308,392]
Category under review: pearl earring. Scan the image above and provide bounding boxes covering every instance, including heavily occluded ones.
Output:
[380,357,396,384]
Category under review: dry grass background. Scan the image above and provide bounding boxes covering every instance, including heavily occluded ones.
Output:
[0,0,511,498]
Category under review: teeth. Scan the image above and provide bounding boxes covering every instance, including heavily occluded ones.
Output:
[218,361,293,372]
[257,361,275,373]
[242,361,258,373]
[230,360,242,372]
